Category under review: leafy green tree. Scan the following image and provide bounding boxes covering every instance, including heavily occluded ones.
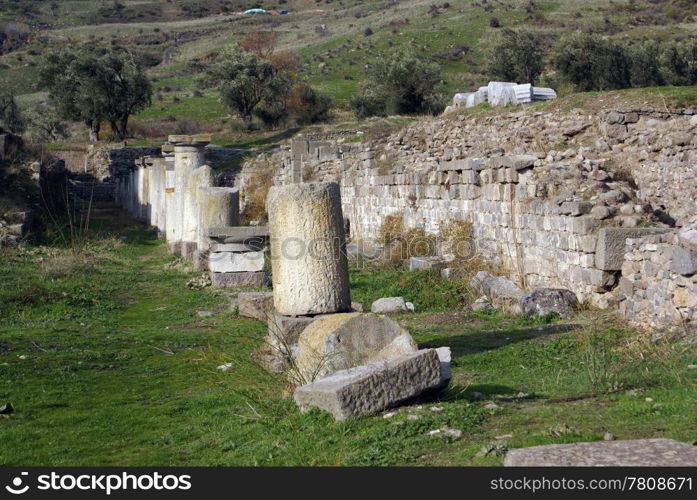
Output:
[351,52,444,118]
[553,32,631,91]
[25,101,68,143]
[205,47,288,129]
[628,40,664,88]
[40,46,152,141]
[487,29,544,85]
[0,92,25,134]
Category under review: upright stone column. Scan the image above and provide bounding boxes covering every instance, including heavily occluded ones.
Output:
[267,182,351,316]
[181,164,212,258]
[168,135,209,254]
[163,145,175,243]
[193,187,240,270]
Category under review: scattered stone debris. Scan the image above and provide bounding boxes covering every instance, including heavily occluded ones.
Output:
[471,296,492,312]
[546,423,578,437]
[0,402,14,415]
[197,311,214,318]
[186,273,211,290]
[477,440,510,457]
[604,432,615,441]
[427,426,463,439]
[216,362,235,372]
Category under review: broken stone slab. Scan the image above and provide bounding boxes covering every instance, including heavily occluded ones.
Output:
[519,288,579,318]
[469,271,523,301]
[487,81,517,106]
[595,227,670,271]
[237,291,274,321]
[294,312,418,384]
[208,226,269,243]
[504,439,697,466]
[532,87,557,101]
[209,251,265,273]
[512,83,533,104]
[371,296,409,313]
[408,256,444,271]
[209,271,269,288]
[294,349,444,421]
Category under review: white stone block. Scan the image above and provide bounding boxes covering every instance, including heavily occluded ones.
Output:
[209,251,265,273]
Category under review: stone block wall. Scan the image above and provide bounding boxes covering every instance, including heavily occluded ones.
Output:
[619,228,697,330]
[236,107,697,328]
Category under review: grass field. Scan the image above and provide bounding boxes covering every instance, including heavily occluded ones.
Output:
[0,207,694,466]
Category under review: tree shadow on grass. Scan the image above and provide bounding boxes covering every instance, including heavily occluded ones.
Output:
[418,323,577,358]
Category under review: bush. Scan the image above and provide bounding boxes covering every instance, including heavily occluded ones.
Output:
[660,37,697,86]
[350,52,444,118]
[628,40,664,88]
[553,32,630,91]
[487,29,544,85]
[287,84,331,125]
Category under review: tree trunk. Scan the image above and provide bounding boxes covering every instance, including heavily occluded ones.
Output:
[87,120,100,142]
[119,115,129,140]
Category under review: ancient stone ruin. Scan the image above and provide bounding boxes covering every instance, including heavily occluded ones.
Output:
[102,104,696,421]
[237,107,697,331]
[112,134,268,287]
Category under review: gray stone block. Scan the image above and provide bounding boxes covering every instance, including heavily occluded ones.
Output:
[209,271,269,288]
[408,256,444,271]
[519,288,579,318]
[505,439,697,466]
[294,349,444,420]
[595,227,669,271]
[469,271,523,300]
[371,297,408,313]
[238,291,274,321]
[671,246,697,276]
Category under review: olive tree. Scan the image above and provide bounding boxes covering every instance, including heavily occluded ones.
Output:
[487,29,544,85]
[40,46,152,141]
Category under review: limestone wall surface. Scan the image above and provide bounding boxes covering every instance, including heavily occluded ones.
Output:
[236,106,697,328]
[619,225,697,330]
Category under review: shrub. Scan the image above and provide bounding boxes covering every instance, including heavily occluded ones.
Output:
[660,37,697,86]
[287,84,331,125]
[553,32,631,91]
[628,40,665,88]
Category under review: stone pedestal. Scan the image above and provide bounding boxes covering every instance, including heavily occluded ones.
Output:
[267,182,351,316]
